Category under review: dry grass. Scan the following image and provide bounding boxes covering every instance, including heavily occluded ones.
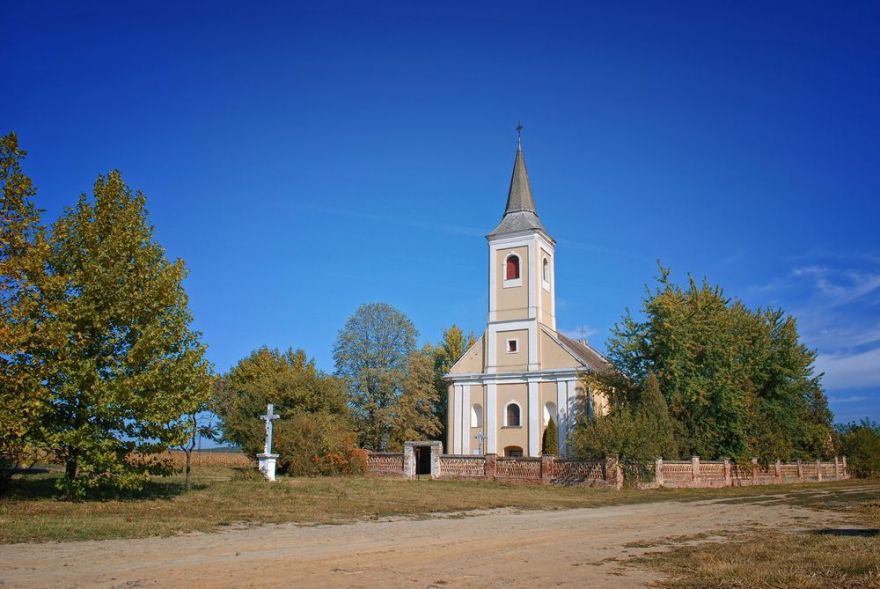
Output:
[635,482,880,589]
[0,466,874,545]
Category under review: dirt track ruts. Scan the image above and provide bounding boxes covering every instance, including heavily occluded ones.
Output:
[0,495,839,588]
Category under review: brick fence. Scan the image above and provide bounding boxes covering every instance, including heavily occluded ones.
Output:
[366,451,848,490]
[649,456,848,488]
[368,452,619,488]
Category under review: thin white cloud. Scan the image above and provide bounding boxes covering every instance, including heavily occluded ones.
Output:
[815,347,880,390]
[747,256,880,395]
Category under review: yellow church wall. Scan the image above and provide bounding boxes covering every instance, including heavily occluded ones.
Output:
[538,329,581,369]
[496,383,528,455]
[448,335,485,374]
[494,328,529,372]
[495,246,529,321]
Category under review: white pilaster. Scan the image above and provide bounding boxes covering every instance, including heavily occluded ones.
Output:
[461,385,471,454]
[527,239,536,319]
[528,380,540,456]
[486,382,497,454]
[452,384,462,454]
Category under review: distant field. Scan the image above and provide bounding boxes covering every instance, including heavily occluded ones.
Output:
[166,450,251,467]
[0,464,875,545]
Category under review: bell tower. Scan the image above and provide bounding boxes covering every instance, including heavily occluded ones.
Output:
[485,128,556,375]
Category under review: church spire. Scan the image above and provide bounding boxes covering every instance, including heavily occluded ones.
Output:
[487,125,551,240]
[504,124,537,215]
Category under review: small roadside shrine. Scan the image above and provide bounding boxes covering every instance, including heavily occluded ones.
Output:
[257,403,280,481]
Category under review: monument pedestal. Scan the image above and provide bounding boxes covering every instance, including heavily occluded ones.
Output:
[257,453,280,482]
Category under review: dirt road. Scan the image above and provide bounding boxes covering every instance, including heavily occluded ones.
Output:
[0,494,838,589]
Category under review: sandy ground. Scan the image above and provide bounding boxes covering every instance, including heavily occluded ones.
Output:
[0,494,838,589]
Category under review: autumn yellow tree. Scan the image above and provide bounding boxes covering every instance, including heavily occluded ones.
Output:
[0,133,50,493]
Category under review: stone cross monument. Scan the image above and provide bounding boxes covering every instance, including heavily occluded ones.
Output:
[257,403,280,481]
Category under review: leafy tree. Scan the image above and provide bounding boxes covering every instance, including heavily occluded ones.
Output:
[387,346,442,450]
[0,132,49,493]
[178,405,218,492]
[41,171,212,496]
[837,420,880,478]
[572,408,656,463]
[602,263,833,461]
[432,325,477,444]
[214,347,361,476]
[333,303,417,450]
[636,372,678,459]
[542,417,559,455]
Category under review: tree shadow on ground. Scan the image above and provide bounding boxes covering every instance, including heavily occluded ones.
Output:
[6,471,208,502]
[812,528,880,537]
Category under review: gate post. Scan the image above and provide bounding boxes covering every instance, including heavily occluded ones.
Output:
[403,442,416,480]
[723,458,732,487]
[485,453,497,480]
[655,458,664,488]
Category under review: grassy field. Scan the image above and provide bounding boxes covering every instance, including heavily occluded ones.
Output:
[1,464,875,545]
[634,484,880,589]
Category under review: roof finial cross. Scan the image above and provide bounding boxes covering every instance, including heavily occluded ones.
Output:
[515,121,523,149]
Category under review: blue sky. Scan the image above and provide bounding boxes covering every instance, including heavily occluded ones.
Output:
[4,1,879,424]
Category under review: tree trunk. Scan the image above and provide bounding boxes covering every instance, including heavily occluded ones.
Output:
[65,455,77,481]
[184,449,192,492]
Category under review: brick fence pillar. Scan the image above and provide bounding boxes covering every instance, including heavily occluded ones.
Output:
[834,456,840,480]
[797,459,803,481]
[723,458,731,487]
[655,458,664,488]
[541,454,555,485]
[606,454,623,490]
[485,453,497,480]
[751,458,758,484]
[816,459,823,482]
[774,460,782,484]
[691,456,700,484]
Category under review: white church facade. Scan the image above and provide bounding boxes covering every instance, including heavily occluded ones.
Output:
[446,135,610,458]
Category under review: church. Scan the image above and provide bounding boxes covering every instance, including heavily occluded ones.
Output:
[446,134,611,458]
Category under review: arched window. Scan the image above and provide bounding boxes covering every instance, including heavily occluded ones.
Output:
[543,258,550,283]
[471,404,483,428]
[505,254,520,280]
[505,402,521,427]
[504,446,524,457]
[543,402,557,426]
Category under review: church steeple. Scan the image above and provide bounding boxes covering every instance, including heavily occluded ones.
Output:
[488,127,551,241]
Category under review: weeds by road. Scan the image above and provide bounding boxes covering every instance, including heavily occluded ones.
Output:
[633,483,880,588]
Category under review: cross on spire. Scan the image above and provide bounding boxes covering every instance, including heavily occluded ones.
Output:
[516,121,523,149]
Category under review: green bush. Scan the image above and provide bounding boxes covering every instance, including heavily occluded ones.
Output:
[274,412,365,477]
[838,420,880,478]
[542,418,558,455]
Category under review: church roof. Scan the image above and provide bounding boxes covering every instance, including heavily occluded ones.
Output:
[487,137,551,240]
[552,329,613,374]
